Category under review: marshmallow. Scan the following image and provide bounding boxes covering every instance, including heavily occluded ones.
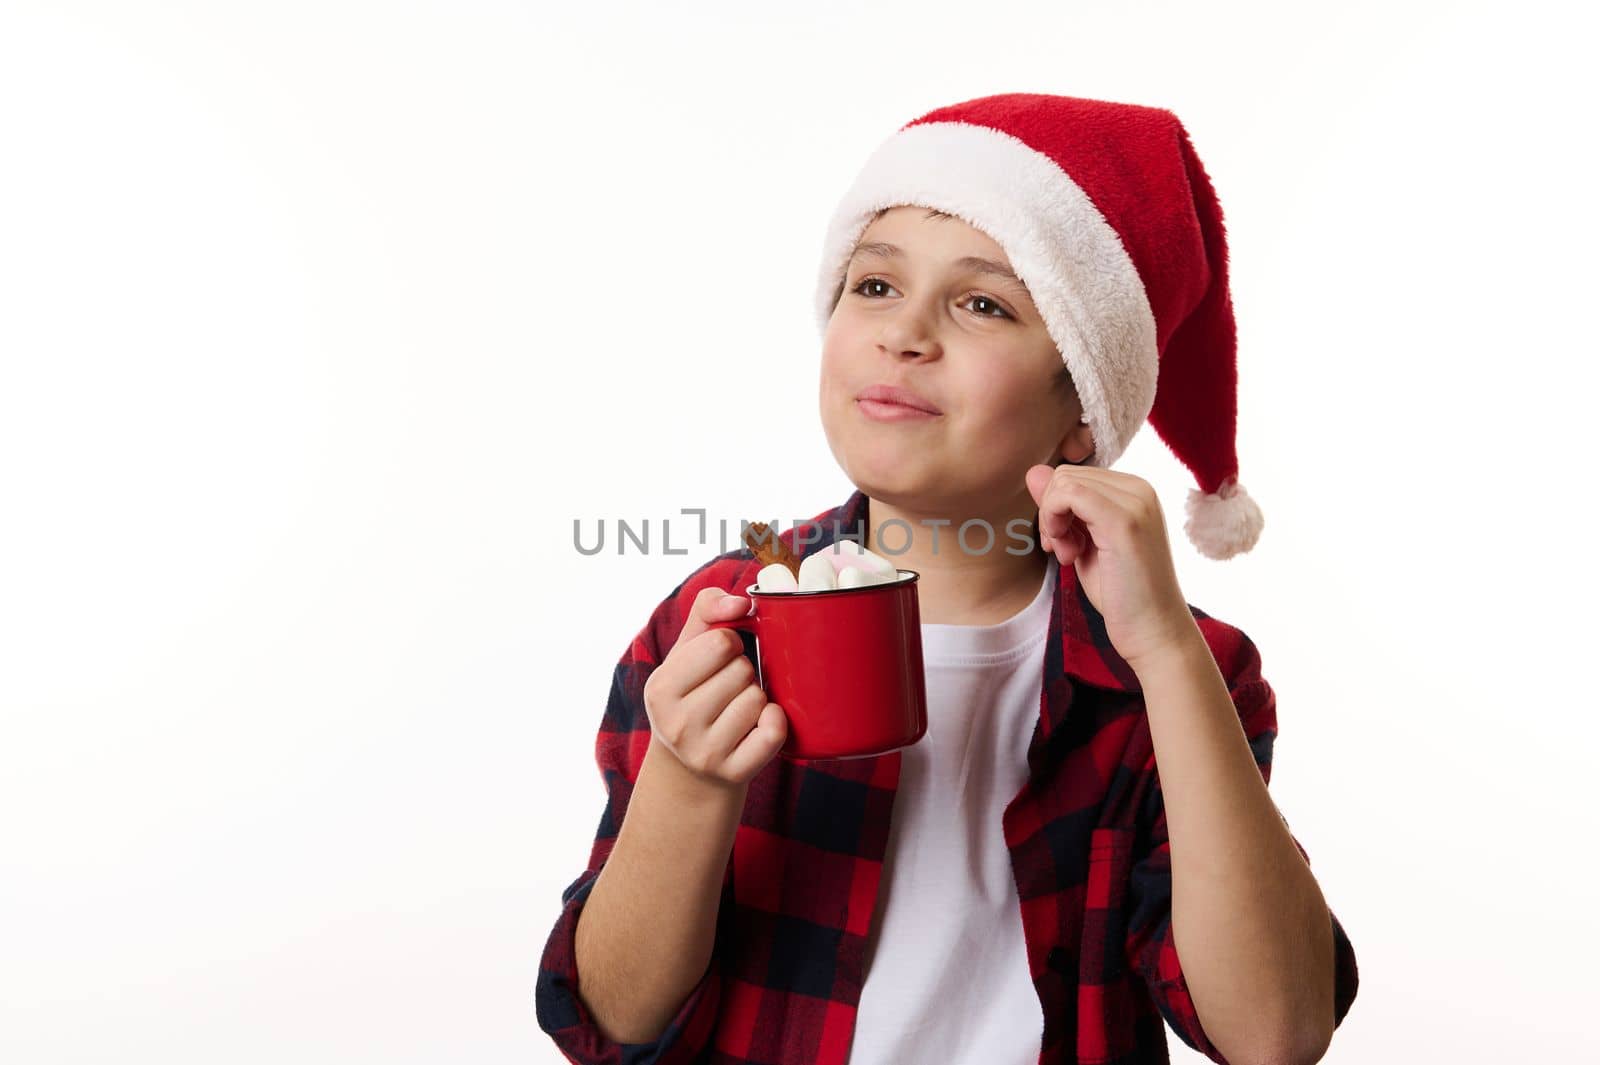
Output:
[820,539,868,565]
[821,540,899,578]
[797,552,839,592]
[837,566,873,588]
[754,542,907,594]
[756,563,799,593]
[840,565,905,588]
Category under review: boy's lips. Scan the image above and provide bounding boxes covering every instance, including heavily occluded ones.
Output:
[854,384,942,415]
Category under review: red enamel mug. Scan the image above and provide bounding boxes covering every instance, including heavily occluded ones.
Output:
[706,569,928,760]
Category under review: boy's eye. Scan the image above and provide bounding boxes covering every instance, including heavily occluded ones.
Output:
[967,295,1010,319]
[848,277,1014,320]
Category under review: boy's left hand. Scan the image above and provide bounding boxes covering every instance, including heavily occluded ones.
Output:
[1024,463,1199,670]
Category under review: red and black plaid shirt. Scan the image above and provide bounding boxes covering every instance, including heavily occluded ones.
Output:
[537,489,1358,1064]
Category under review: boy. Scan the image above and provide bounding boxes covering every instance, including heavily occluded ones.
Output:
[537,93,1359,1064]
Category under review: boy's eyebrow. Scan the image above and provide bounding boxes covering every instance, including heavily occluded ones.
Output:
[847,241,1027,289]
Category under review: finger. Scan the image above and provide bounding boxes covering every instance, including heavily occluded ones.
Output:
[657,626,748,701]
[680,647,760,730]
[1030,462,1157,511]
[1059,478,1149,533]
[676,586,753,646]
[722,700,788,781]
[1054,465,1154,511]
[1027,465,1088,550]
[1035,472,1094,542]
[1062,472,1164,545]
[701,681,768,760]
[1025,464,1055,507]
[1029,465,1117,535]
[1037,473,1134,553]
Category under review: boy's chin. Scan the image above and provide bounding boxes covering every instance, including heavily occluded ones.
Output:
[842,456,945,504]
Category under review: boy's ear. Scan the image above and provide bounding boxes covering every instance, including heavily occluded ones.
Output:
[1055,420,1096,466]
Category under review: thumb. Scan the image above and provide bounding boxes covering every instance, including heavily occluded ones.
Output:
[1025,464,1054,506]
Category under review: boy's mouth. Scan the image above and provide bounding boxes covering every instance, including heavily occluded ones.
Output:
[855,383,943,415]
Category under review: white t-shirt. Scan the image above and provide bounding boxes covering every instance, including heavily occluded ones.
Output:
[848,555,1058,1065]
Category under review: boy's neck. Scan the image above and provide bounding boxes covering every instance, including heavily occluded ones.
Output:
[861,494,1052,627]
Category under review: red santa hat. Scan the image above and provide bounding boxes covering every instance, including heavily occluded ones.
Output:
[813,92,1265,560]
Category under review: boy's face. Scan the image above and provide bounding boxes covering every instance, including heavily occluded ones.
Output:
[819,205,1086,515]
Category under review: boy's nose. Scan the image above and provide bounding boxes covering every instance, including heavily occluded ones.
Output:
[877,315,943,361]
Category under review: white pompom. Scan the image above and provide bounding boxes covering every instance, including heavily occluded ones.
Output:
[1183,476,1264,560]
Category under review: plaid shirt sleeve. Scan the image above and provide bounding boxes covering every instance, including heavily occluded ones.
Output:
[535,558,749,1065]
[1123,625,1360,1064]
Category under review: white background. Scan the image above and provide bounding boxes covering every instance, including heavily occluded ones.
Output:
[2,1,1595,1061]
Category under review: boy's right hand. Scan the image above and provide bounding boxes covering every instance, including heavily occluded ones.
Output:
[641,587,788,789]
